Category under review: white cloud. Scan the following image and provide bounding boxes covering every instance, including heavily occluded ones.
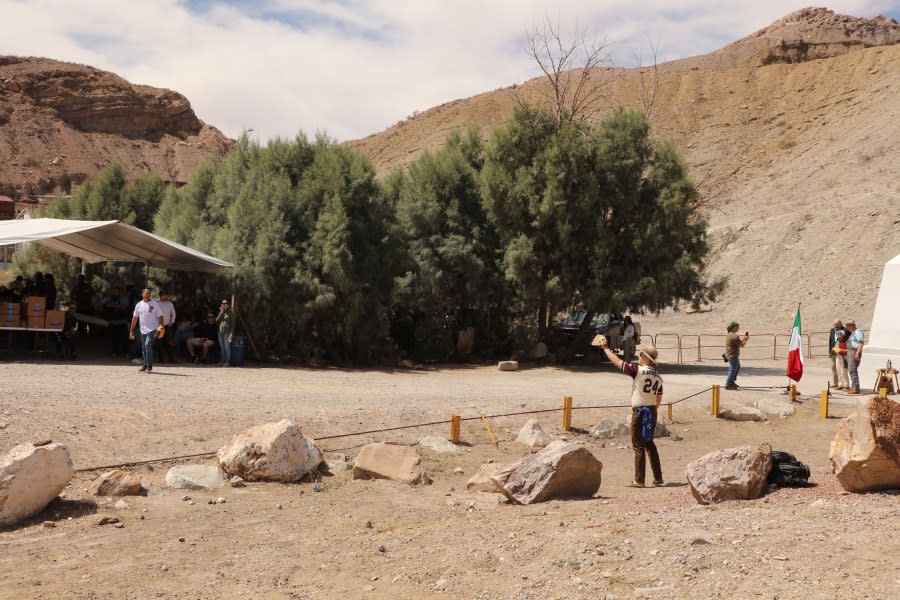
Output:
[1,0,897,142]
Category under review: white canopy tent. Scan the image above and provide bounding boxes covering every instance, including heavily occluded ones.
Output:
[0,218,231,273]
[858,253,900,391]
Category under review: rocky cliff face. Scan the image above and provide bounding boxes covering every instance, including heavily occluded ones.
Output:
[0,57,232,199]
[723,8,900,66]
[347,8,900,334]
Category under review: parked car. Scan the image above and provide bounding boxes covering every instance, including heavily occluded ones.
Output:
[551,310,624,356]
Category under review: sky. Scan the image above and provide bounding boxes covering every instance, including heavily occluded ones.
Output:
[2,1,899,143]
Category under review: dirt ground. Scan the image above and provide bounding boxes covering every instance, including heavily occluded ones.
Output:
[1,345,899,600]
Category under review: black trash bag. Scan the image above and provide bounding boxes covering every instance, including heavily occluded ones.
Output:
[768,450,810,487]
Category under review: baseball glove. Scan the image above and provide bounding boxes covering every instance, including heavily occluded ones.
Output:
[590,334,607,348]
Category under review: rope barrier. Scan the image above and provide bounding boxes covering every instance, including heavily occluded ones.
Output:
[69,385,732,473]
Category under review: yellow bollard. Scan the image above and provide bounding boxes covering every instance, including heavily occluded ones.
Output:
[449,415,461,443]
[789,384,798,402]
[880,387,888,398]
[711,385,720,417]
[820,390,828,419]
[480,413,498,447]
[562,396,572,431]
[667,402,673,421]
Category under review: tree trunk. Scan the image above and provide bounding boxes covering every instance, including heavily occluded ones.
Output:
[569,309,596,355]
[537,295,548,342]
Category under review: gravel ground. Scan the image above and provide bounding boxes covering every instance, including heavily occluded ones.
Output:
[1,352,898,599]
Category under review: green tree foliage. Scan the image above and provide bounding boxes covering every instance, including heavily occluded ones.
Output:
[385,129,504,360]
[482,106,721,344]
[155,134,400,363]
[18,163,167,305]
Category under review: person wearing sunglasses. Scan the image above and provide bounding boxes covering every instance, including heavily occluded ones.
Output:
[216,299,235,367]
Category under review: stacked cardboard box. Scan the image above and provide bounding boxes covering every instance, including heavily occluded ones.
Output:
[24,296,46,329]
[1,302,19,327]
[44,310,65,331]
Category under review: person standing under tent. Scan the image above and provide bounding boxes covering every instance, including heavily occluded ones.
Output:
[155,289,177,363]
[216,298,234,367]
[129,288,163,373]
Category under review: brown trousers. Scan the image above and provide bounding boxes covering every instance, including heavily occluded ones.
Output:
[631,406,663,485]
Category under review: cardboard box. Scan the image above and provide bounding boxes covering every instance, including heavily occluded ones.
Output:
[1,302,19,327]
[25,296,46,318]
[26,316,45,329]
[44,310,65,330]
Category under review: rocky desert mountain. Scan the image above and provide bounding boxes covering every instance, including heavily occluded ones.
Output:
[348,7,900,338]
[0,56,232,199]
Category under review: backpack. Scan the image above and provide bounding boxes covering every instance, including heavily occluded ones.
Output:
[768,450,810,487]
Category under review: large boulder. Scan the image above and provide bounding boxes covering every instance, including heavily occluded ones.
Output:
[686,443,773,504]
[516,418,551,448]
[165,465,224,490]
[352,443,431,485]
[0,441,73,526]
[90,469,143,496]
[490,440,603,505]
[829,396,900,492]
[217,419,322,482]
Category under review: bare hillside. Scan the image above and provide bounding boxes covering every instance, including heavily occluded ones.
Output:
[347,8,900,337]
[0,57,233,199]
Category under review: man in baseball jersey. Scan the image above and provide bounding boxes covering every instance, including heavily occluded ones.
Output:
[595,335,664,488]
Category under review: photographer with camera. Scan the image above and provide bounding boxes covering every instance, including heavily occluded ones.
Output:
[724,321,750,390]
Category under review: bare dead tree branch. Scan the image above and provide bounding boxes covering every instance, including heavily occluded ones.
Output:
[514,18,612,132]
[637,43,662,120]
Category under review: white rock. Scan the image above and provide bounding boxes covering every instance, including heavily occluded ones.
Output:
[165,465,224,490]
[755,398,796,417]
[417,436,460,453]
[217,419,322,482]
[591,419,629,439]
[718,407,767,422]
[352,443,431,485]
[0,442,74,526]
[515,418,551,448]
[498,360,519,371]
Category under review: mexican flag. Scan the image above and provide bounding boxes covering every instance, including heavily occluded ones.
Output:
[786,307,804,382]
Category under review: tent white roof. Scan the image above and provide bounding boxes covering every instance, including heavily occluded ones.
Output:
[857,253,900,390]
[0,218,232,273]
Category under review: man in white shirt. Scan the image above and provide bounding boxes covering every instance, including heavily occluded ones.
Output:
[129,288,163,373]
[155,289,177,363]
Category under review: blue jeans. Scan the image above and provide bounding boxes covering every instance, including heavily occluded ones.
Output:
[726,355,740,386]
[218,331,231,365]
[140,331,156,367]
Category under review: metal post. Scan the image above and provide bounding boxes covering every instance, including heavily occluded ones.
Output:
[562,396,572,431]
[820,390,828,419]
[667,402,673,421]
[711,385,720,417]
[449,415,461,443]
